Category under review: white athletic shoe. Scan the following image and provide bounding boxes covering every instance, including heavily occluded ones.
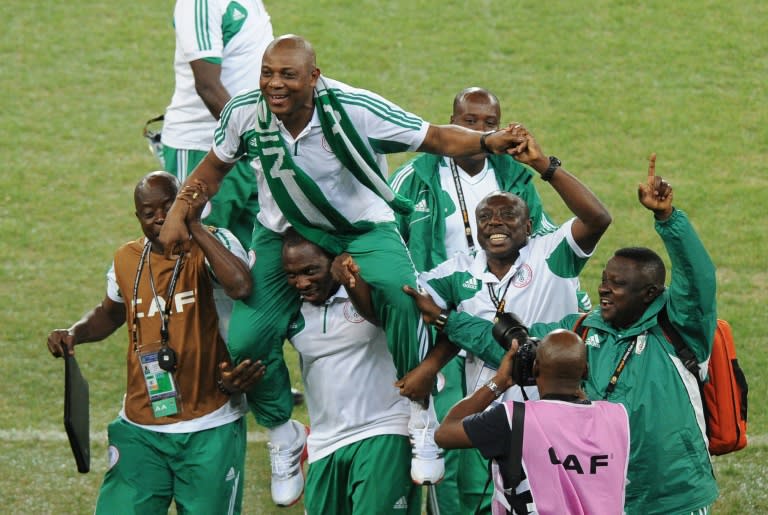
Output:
[409,405,445,485]
[268,420,309,507]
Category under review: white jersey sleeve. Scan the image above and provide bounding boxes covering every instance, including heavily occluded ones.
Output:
[106,261,123,303]
[174,0,224,62]
[204,226,248,341]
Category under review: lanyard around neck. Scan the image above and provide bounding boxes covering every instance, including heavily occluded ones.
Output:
[449,158,477,252]
[487,280,513,323]
[603,337,638,399]
[131,242,184,352]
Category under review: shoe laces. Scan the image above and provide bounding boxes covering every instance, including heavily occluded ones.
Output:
[409,412,441,459]
[268,442,302,479]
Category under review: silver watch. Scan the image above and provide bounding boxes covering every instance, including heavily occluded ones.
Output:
[484,379,503,398]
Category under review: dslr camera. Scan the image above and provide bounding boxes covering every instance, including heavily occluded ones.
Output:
[491,312,540,386]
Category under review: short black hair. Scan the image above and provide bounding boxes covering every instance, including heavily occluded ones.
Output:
[614,247,666,284]
[282,228,334,261]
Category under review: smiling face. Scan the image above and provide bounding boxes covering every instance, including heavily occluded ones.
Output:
[282,240,338,306]
[259,35,320,133]
[475,192,532,262]
[134,171,179,249]
[598,255,662,329]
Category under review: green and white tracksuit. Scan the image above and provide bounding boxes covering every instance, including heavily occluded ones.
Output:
[212,76,431,427]
[437,209,719,514]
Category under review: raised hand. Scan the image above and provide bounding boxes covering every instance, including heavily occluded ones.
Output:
[504,123,549,173]
[177,179,210,224]
[637,153,674,219]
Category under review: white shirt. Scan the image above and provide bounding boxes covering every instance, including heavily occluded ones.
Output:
[438,158,500,257]
[162,0,273,149]
[213,77,429,233]
[419,219,592,402]
[287,287,410,463]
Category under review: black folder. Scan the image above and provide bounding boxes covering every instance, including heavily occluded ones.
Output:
[64,353,90,473]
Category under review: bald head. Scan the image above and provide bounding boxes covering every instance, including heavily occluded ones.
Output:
[134,171,179,206]
[535,329,588,387]
[264,34,317,72]
[452,87,500,116]
[133,171,180,246]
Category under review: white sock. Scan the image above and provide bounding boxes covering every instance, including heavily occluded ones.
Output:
[268,420,298,448]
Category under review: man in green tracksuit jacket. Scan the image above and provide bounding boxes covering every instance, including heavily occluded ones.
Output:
[409,155,718,514]
[389,88,558,515]
[389,150,554,273]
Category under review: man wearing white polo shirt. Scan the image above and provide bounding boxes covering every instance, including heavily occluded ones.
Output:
[282,230,419,514]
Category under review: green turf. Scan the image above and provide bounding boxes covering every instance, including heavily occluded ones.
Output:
[1,0,765,513]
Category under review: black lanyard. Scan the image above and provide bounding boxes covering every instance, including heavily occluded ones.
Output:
[131,241,184,352]
[449,159,476,252]
[488,280,513,323]
[604,337,638,399]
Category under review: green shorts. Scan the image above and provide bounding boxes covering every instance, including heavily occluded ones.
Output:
[94,417,246,515]
[163,146,259,248]
[304,435,420,515]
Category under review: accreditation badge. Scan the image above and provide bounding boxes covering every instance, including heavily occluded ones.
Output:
[140,350,179,417]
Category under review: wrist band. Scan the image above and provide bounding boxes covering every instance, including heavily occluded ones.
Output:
[217,379,234,396]
[479,131,495,154]
[541,156,561,182]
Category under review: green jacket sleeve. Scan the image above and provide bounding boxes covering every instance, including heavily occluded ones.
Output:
[443,311,506,367]
[657,209,717,362]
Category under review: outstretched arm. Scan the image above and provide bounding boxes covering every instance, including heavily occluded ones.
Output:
[403,285,506,367]
[158,151,234,256]
[47,296,126,357]
[641,154,716,362]
[510,124,611,253]
[180,179,252,300]
[418,124,526,158]
[435,344,517,449]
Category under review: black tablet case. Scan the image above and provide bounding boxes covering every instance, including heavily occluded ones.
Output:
[64,353,90,473]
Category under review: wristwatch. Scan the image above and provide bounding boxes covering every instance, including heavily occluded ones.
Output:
[484,379,504,398]
[433,309,450,331]
[541,156,561,182]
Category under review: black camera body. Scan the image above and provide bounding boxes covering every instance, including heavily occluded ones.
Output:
[492,312,540,387]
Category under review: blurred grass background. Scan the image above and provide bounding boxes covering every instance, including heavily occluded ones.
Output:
[1,0,765,513]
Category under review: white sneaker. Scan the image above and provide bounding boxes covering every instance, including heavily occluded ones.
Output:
[409,405,445,485]
[268,420,309,507]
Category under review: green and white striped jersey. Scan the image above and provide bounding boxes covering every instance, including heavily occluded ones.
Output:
[419,219,590,327]
[213,77,429,234]
[163,0,273,150]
